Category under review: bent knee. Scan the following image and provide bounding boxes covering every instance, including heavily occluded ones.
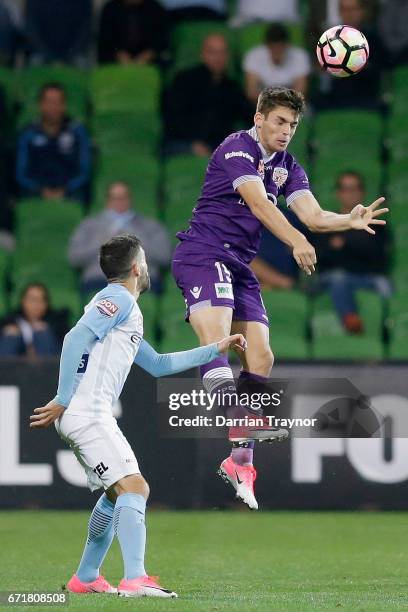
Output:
[113,473,150,499]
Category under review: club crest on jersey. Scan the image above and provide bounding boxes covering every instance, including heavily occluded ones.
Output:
[96,299,119,317]
[272,167,288,187]
[257,160,265,178]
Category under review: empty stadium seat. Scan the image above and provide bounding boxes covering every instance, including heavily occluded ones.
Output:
[163,155,208,240]
[386,115,408,163]
[159,281,198,353]
[91,65,160,116]
[16,66,90,128]
[262,289,308,359]
[388,161,408,208]
[309,291,384,360]
[93,112,160,154]
[391,66,408,116]
[388,292,408,358]
[313,110,382,159]
[13,199,83,318]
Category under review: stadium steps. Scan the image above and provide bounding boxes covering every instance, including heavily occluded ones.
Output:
[163,155,209,241]
[261,289,308,359]
[12,198,83,318]
[308,291,384,360]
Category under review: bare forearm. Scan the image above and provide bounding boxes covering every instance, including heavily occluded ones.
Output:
[311,210,352,232]
[251,198,307,247]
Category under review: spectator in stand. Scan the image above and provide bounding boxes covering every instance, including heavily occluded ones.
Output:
[161,0,226,23]
[97,0,168,65]
[16,83,91,205]
[0,0,22,65]
[163,33,252,156]
[243,23,311,104]
[68,181,171,297]
[313,0,387,109]
[25,0,92,66]
[250,207,305,289]
[378,0,408,66]
[313,171,392,334]
[231,0,300,27]
[0,283,68,358]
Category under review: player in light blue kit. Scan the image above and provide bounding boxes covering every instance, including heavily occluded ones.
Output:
[29,234,245,598]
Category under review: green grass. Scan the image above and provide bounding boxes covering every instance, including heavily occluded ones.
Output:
[0,511,407,610]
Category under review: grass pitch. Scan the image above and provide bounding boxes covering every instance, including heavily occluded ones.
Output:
[0,510,407,611]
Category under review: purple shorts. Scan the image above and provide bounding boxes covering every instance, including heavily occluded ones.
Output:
[171,241,269,327]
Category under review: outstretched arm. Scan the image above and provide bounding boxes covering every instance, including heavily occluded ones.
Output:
[134,335,247,378]
[290,192,388,234]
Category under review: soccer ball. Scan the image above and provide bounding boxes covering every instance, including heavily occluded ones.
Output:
[316,25,369,77]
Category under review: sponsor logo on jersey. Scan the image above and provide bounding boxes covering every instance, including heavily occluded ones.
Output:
[258,159,265,178]
[225,150,254,163]
[130,332,142,346]
[96,299,119,317]
[272,167,289,187]
[190,286,202,299]
[215,283,234,299]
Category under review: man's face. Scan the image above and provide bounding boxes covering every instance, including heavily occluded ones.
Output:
[339,0,365,28]
[39,89,66,123]
[336,174,364,212]
[255,105,299,153]
[107,183,132,213]
[267,42,288,65]
[201,35,229,75]
[136,248,151,294]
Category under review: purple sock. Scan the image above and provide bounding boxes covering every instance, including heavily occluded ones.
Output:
[200,357,247,418]
[231,442,254,466]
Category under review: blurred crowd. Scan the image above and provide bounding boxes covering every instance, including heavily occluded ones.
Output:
[0,0,401,357]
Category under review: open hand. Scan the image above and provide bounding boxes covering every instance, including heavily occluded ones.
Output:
[350,197,388,235]
[30,400,65,429]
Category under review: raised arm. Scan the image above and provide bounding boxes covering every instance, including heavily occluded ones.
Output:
[238,180,316,275]
[134,335,247,378]
[289,192,388,234]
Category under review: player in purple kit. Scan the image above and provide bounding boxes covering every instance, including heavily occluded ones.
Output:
[172,87,388,509]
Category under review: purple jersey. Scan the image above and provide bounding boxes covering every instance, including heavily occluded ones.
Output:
[177,126,311,263]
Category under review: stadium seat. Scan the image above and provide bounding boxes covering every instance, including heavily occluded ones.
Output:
[93,149,160,217]
[170,21,231,73]
[16,66,90,128]
[312,158,382,211]
[386,115,408,163]
[13,199,83,318]
[0,248,10,317]
[261,289,308,359]
[159,281,198,353]
[309,291,384,360]
[388,292,408,358]
[313,110,382,160]
[138,292,159,345]
[163,155,208,240]
[287,116,311,171]
[91,65,160,116]
[93,112,160,155]
[391,222,408,283]
[388,161,408,208]
[391,66,408,116]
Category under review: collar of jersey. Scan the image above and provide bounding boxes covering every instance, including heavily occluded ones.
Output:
[247,126,276,163]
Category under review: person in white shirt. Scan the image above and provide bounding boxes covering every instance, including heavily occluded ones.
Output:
[231,0,299,27]
[243,23,311,104]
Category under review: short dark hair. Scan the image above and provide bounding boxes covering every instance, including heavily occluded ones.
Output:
[19,282,50,310]
[99,234,142,281]
[256,87,306,117]
[38,82,66,102]
[336,171,365,191]
[265,23,290,45]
